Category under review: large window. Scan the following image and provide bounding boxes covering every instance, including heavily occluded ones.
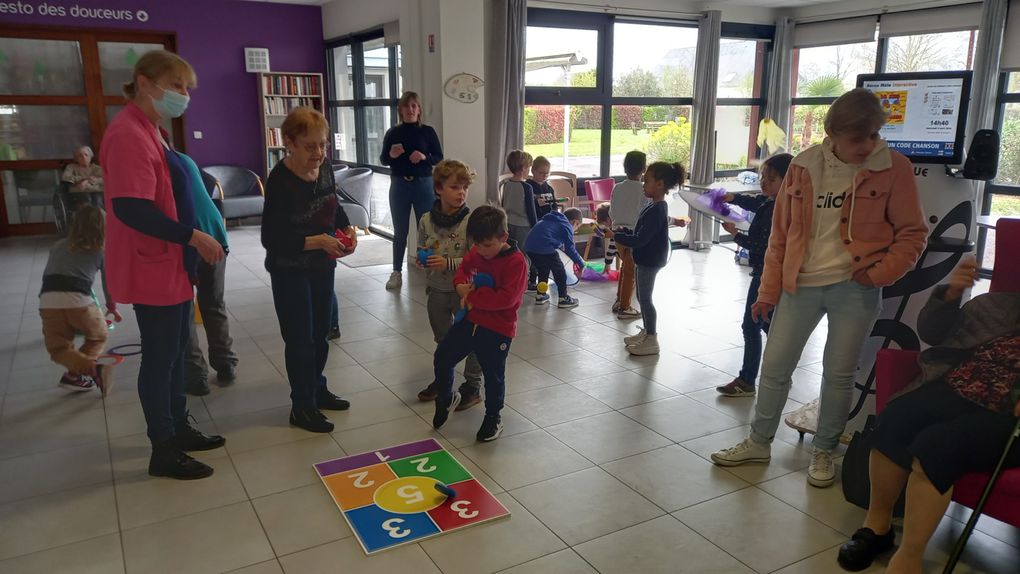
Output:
[884,31,978,73]
[523,10,769,179]
[982,72,1020,272]
[326,32,401,168]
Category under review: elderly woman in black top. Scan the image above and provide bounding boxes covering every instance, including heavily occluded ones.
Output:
[262,107,358,433]
[379,91,443,291]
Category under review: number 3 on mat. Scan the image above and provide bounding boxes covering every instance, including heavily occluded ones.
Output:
[451,500,478,519]
[382,518,411,538]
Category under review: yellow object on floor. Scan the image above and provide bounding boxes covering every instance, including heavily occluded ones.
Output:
[194,298,203,324]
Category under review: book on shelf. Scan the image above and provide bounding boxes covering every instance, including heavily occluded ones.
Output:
[263,96,321,115]
[263,74,320,96]
[266,127,283,147]
[267,148,287,173]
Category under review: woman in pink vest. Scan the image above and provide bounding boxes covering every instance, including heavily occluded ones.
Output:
[101,50,225,480]
[711,88,929,488]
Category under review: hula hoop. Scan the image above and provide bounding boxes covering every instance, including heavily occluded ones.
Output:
[96,354,126,366]
[107,343,142,357]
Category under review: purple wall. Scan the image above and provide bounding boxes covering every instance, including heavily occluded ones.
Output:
[0,0,324,174]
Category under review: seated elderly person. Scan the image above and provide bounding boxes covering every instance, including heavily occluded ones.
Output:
[838,256,1020,573]
[62,146,104,208]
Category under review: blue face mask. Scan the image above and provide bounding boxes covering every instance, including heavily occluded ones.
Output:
[151,85,190,119]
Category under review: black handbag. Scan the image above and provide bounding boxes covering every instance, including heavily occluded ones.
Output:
[841,414,906,516]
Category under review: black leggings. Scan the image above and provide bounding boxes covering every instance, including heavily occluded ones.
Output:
[527,251,567,296]
[871,381,1020,494]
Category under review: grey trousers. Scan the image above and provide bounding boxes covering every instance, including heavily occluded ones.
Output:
[186,257,239,382]
[427,287,482,391]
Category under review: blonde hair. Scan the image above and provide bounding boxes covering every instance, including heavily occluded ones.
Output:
[433,159,476,189]
[281,107,330,144]
[68,204,105,253]
[825,88,887,137]
[532,156,551,170]
[122,49,196,99]
[398,91,423,125]
[506,150,533,173]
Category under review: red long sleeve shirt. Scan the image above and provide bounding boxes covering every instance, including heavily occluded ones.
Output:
[455,242,528,338]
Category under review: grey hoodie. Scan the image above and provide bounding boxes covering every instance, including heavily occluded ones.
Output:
[416,205,471,292]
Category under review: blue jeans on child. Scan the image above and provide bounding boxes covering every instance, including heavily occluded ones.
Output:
[389,175,435,271]
[749,280,882,452]
[433,320,512,416]
[270,268,335,410]
[738,273,771,385]
[636,265,660,334]
[135,301,192,445]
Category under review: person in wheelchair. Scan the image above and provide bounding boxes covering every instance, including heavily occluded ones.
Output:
[838,255,1020,573]
[62,146,104,210]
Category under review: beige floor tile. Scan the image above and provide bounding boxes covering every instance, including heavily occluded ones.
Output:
[574,515,755,574]
[630,354,733,393]
[503,360,564,395]
[689,346,745,377]
[252,484,352,556]
[322,387,419,432]
[0,403,107,460]
[602,445,750,511]
[0,385,105,421]
[529,350,628,383]
[225,559,284,574]
[215,406,316,455]
[0,441,111,504]
[105,396,211,439]
[460,430,593,490]
[0,532,123,574]
[546,411,671,464]
[504,333,580,360]
[419,493,566,574]
[232,435,344,498]
[505,384,612,427]
[340,334,428,363]
[361,352,436,386]
[115,453,246,529]
[759,469,867,537]
[686,386,803,425]
[202,379,292,419]
[279,537,442,574]
[122,501,273,574]
[497,549,597,574]
[569,370,678,409]
[772,544,887,574]
[681,425,813,484]
[620,395,741,443]
[434,404,537,448]
[333,415,444,454]
[0,483,118,561]
[512,467,663,544]
[674,488,847,573]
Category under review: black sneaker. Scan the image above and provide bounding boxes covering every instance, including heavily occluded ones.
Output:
[216,367,237,384]
[290,407,334,433]
[327,327,341,340]
[186,378,211,396]
[432,391,461,429]
[476,414,503,442]
[317,389,350,411]
[417,383,439,402]
[525,282,538,293]
[148,442,214,480]
[837,527,896,571]
[175,418,226,451]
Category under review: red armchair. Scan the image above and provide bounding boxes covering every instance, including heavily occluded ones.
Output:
[873,218,1020,529]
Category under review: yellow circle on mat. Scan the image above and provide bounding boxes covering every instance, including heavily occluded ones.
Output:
[374,476,446,514]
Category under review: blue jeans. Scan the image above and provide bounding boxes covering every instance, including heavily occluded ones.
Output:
[389,175,435,271]
[135,301,192,445]
[750,280,882,451]
[270,268,335,409]
[636,265,660,334]
[433,320,512,416]
[738,273,770,385]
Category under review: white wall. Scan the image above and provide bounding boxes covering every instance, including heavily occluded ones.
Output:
[322,0,404,39]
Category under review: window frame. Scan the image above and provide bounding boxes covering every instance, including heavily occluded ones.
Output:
[325,29,400,171]
[977,72,1020,272]
[715,23,773,177]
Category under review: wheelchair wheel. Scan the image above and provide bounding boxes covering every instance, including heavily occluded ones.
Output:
[53,192,70,235]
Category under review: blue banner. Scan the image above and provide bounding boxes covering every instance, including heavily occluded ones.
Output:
[886,140,956,157]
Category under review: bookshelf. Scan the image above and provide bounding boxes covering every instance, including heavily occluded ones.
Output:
[258,71,325,177]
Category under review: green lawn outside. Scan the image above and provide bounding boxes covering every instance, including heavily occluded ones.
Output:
[992,194,1020,216]
[525,129,652,158]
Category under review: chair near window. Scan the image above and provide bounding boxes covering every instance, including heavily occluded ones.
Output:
[547,171,577,209]
[335,166,372,233]
[202,165,265,221]
[581,177,615,216]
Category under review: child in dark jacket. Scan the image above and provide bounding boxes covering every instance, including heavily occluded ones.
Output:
[527,155,557,219]
[716,153,793,397]
[606,162,686,356]
[432,205,528,442]
[524,208,586,309]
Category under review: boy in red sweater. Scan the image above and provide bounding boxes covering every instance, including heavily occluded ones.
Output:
[432,205,528,441]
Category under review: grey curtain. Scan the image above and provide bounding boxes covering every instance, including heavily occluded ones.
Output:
[967,0,1007,142]
[486,0,526,204]
[686,10,721,249]
[762,16,794,156]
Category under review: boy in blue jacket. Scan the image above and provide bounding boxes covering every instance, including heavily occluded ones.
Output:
[523,208,585,309]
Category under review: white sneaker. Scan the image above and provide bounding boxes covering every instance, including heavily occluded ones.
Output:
[710,437,772,466]
[807,448,836,488]
[623,328,646,346]
[627,334,659,356]
[385,271,402,290]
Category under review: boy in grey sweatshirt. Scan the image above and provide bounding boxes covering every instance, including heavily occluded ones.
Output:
[415,160,484,410]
